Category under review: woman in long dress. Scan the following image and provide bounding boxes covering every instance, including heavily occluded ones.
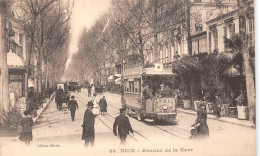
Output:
[195,104,209,138]
[92,93,100,115]
[19,110,33,145]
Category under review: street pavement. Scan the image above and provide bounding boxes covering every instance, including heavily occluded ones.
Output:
[1,89,256,156]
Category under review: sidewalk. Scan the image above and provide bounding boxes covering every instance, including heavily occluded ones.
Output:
[177,108,255,128]
[0,94,55,144]
[33,94,55,123]
[104,92,255,128]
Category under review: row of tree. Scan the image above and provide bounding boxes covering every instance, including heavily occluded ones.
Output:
[11,0,72,94]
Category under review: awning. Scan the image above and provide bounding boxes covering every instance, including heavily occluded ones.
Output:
[28,79,34,87]
[115,77,123,85]
[114,74,121,77]
[7,49,25,68]
[108,75,114,82]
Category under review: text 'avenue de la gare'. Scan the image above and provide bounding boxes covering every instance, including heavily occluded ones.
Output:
[109,148,193,153]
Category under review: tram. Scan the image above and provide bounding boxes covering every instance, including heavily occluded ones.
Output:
[123,64,177,122]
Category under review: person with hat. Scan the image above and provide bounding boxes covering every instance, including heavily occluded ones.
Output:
[191,103,209,139]
[82,101,96,147]
[99,96,107,115]
[55,86,64,110]
[155,84,166,98]
[113,108,134,145]
[214,94,222,119]
[68,96,79,121]
[164,84,172,97]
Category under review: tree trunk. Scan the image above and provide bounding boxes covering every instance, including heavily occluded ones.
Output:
[0,0,9,122]
[26,16,36,98]
[237,0,255,122]
[186,0,192,56]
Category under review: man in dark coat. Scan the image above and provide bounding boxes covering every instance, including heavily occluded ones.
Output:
[55,86,63,110]
[82,101,95,147]
[99,96,107,115]
[143,84,153,99]
[164,84,172,97]
[214,95,222,119]
[194,104,209,139]
[88,86,91,97]
[142,84,153,111]
[68,96,79,121]
[113,108,134,145]
[155,84,166,98]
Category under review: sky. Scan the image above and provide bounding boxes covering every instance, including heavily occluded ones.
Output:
[64,0,112,73]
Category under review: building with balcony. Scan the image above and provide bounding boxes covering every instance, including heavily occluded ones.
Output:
[143,0,238,71]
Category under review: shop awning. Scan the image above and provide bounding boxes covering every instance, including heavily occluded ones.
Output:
[108,75,114,82]
[28,79,34,87]
[7,49,25,68]
[115,77,123,85]
[114,74,121,77]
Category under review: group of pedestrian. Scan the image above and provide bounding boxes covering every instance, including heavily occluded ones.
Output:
[81,102,133,147]
[18,92,209,147]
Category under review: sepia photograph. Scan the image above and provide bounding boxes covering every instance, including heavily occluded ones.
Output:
[0,0,256,155]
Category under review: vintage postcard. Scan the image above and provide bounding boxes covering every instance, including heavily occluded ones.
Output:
[0,0,256,156]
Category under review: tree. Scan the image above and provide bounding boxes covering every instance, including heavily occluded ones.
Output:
[0,0,12,120]
[237,0,255,122]
[12,0,72,93]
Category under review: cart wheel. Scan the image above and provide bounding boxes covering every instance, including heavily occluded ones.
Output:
[137,112,144,121]
[137,113,141,121]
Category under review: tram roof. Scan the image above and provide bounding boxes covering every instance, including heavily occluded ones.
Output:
[143,68,176,76]
[124,67,177,78]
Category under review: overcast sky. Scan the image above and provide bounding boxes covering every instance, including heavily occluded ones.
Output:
[64,0,112,72]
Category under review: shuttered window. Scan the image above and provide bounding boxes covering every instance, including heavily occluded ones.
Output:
[224,26,227,38]
[209,32,212,53]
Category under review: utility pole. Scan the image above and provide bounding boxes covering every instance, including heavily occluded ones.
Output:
[0,0,10,123]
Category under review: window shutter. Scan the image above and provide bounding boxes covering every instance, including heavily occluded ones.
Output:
[232,24,235,36]
[209,32,212,53]
[224,27,227,38]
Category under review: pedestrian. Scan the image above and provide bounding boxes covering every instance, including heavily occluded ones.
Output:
[214,95,222,119]
[68,96,79,121]
[92,93,100,115]
[191,103,209,139]
[99,96,107,115]
[88,86,91,97]
[82,101,96,147]
[19,110,33,146]
[55,86,63,110]
[113,108,134,145]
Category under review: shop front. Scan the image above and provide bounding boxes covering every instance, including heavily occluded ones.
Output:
[7,50,27,109]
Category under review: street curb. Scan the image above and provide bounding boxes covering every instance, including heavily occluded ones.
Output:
[177,108,255,128]
[33,94,55,123]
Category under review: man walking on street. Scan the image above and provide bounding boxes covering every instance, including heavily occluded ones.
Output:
[68,96,79,121]
[55,86,63,110]
[113,108,134,145]
[88,86,91,97]
[82,101,96,147]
